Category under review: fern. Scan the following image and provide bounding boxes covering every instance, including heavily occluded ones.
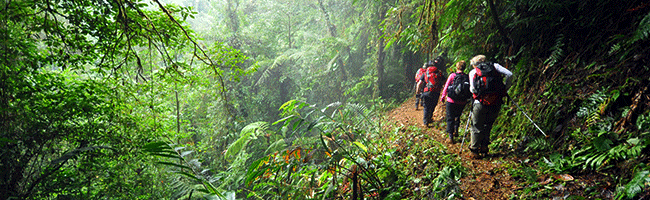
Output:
[544,34,565,68]
[636,112,650,133]
[577,88,610,127]
[254,50,295,87]
[631,12,650,43]
[574,136,648,171]
[143,141,224,198]
[540,153,576,173]
[525,137,551,153]
[618,170,650,199]
[608,43,621,55]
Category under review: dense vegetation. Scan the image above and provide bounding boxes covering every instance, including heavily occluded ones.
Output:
[2,0,649,199]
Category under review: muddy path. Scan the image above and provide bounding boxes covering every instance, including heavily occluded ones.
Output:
[385,96,519,199]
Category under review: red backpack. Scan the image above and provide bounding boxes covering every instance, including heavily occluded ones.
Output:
[473,62,506,105]
[415,68,426,82]
[423,66,444,92]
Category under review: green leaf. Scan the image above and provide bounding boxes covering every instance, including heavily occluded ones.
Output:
[627,138,640,145]
[292,118,304,131]
[157,161,193,171]
[354,141,368,153]
[149,153,181,159]
[225,122,268,159]
[180,150,194,158]
[625,170,650,198]
[593,136,612,152]
[143,141,171,152]
[273,115,295,125]
[177,171,202,182]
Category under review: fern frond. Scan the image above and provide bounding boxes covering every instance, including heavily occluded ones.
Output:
[322,101,344,118]
[608,43,621,55]
[544,34,565,68]
[526,137,550,152]
[622,170,650,199]
[346,103,369,116]
[170,178,193,199]
[586,111,601,127]
[255,66,274,87]
[577,88,608,127]
[632,12,650,43]
[326,52,340,73]
[255,53,291,87]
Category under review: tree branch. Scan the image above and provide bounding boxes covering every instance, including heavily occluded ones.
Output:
[486,0,512,46]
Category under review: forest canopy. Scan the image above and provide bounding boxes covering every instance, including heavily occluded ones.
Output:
[2,0,649,199]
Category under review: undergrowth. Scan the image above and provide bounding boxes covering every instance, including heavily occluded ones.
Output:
[146,99,466,199]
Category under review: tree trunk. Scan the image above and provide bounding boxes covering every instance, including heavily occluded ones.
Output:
[403,50,419,90]
[288,14,293,48]
[226,0,241,49]
[374,5,387,99]
[317,0,337,37]
[487,0,510,45]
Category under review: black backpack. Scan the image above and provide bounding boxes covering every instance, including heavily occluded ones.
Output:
[473,62,506,105]
[447,72,471,101]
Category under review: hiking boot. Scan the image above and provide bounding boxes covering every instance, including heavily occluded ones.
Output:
[479,146,489,154]
[445,138,454,144]
[448,133,455,144]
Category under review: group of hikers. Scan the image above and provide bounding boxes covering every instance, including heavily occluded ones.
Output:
[414,55,513,159]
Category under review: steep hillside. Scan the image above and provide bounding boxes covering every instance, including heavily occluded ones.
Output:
[384,96,644,199]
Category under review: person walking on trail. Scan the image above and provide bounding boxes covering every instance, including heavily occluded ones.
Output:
[468,55,513,159]
[414,63,427,110]
[416,60,445,127]
[434,56,448,77]
[440,60,470,144]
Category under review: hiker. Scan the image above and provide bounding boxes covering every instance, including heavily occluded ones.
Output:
[440,60,471,144]
[434,56,448,77]
[414,63,427,110]
[468,55,513,159]
[416,60,445,127]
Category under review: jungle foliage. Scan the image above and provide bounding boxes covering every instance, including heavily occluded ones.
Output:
[2,0,650,199]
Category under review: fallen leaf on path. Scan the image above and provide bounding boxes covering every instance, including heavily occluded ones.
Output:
[554,174,574,181]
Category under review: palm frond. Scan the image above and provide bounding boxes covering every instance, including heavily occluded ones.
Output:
[254,53,291,87]
[144,141,225,198]
[50,146,112,165]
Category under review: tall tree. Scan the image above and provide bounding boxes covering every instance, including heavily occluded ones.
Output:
[0,0,247,198]
[375,5,387,99]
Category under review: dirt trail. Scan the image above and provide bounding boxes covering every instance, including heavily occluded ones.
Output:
[386,96,518,199]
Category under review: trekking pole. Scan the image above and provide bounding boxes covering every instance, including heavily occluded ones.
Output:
[507,95,548,137]
[459,105,472,153]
